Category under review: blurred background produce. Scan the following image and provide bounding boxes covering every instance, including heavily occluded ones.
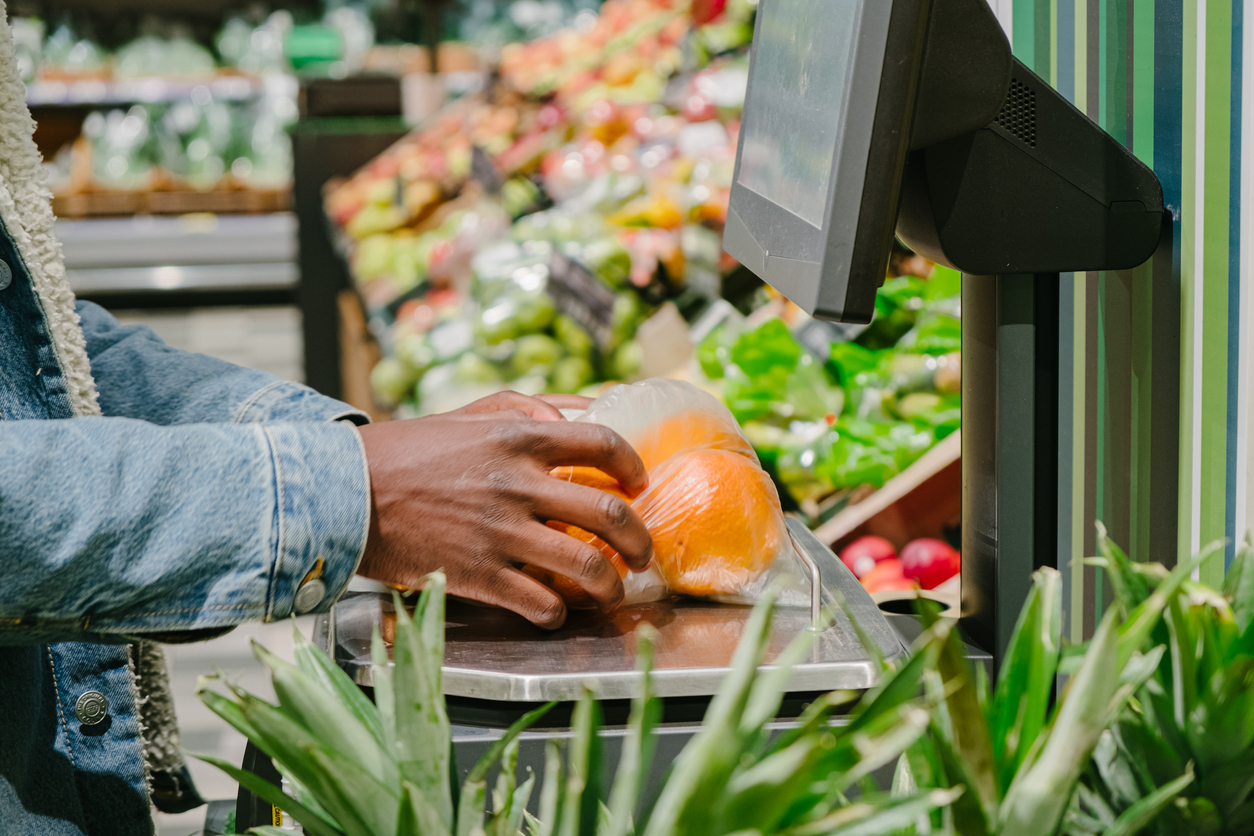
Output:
[315,0,962,543]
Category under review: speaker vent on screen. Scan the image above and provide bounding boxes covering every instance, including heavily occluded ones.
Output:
[995,78,1037,147]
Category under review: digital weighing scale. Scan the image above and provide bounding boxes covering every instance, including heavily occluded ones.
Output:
[235,0,1166,825]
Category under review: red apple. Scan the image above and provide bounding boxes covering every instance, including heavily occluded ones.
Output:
[840,535,897,579]
[900,539,961,590]
[860,559,916,594]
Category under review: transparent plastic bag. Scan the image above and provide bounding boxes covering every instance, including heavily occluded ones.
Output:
[546,379,807,607]
[527,465,670,608]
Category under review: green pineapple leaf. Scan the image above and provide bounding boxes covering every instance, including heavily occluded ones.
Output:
[1117,542,1221,669]
[534,740,565,836]
[252,641,396,788]
[1095,522,1154,615]
[1101,764,1194,836]
[390,580,455,831]
[991,568,1062,793]
[468,702,557,784]
[780,788,963,836]
[998,610,1124,836]
[189,751,345,836]
[290,618,387,747]
[605,626,660,836]
[559,689,603,836]
[504,770,536,836]
[640,586,779,836]
[457,768,488,836]
[931,611,999,825]
[303,743,401,836]
[371,624,397,746]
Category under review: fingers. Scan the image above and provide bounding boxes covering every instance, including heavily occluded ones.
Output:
[455,390,566,421]
[530,479,653,573]
[535,394,594,412]
[517,524,627,612]
[527,422,649,496]
[462,565,569,629]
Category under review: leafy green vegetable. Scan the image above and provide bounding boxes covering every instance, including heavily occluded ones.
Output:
[729,319,803,377]
[828,342,883,387]
[924,265,962,301]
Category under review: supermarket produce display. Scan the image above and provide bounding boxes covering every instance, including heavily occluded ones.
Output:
[19,2,498,216]
[21,11,314,210]
[323,0,963,578]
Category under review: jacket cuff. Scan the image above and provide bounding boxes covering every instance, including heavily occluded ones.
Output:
[260,421,371,619]
[233,380,371,427]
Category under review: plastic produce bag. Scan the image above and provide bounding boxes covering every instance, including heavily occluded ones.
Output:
[719,320,844,425]
[538,379,808,607]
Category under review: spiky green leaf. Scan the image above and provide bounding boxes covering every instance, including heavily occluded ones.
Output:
[606,627,660,836]
[559,690,602,836]
[991,568,1062,792]
[290,620,386,747]
[1102,765,1194,836]
[390,580,454,830]
[190,751,345,836]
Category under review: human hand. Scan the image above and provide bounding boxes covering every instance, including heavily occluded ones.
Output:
[355,391,651,628]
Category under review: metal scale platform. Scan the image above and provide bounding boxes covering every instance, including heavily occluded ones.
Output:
[316,520,907,723]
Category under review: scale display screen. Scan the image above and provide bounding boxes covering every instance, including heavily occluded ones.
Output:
[736,0,860,227]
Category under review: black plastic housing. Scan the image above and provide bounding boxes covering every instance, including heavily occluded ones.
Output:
[897,58,1164,273]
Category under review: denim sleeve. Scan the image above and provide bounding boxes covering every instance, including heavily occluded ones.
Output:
[0,416,370,645]
[76,300,369,427]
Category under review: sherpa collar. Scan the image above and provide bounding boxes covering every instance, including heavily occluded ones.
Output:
[0,1,189,809]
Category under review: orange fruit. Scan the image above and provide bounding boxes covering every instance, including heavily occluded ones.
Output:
[635,448,784,597]
[526,466,631,608]
[631,408,757,472]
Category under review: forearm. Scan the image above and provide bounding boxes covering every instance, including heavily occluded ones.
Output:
[0,416,369,644]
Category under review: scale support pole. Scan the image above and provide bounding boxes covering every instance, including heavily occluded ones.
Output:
[960,273,1061,667]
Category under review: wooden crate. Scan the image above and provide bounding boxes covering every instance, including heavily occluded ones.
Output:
[813,431,962,554]
[337,289,393,424]
[53,191,145,217]
[146,188,290,215]
[52,188,291,219]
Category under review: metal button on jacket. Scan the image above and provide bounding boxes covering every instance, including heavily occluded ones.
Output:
[0,259,11,290]
[74,691,109,726]
[294,578,326,614]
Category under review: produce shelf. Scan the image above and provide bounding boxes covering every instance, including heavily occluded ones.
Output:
[58,212,296,267]
[52,187,290,219]
[66,262,297,295]
[26,75,260,107]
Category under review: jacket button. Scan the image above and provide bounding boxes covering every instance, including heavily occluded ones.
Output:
[75,691,109,725]
[294,578,326,614]
[0,259,10,290]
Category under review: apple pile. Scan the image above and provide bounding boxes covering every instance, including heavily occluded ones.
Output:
[499,0,689,104]
[840,535,960,595]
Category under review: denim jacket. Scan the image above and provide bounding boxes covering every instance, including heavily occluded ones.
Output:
[0,221,372,834]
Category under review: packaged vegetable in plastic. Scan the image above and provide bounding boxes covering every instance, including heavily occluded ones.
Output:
[558,379,807,605]
[476,289,556,344]
[857,276,925,349]
[549,356,595,394]
[560,236,632,289]
[720,320,843,424]
[884,351,962,395]
[898,309,962,355]
[773,422,840,504]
